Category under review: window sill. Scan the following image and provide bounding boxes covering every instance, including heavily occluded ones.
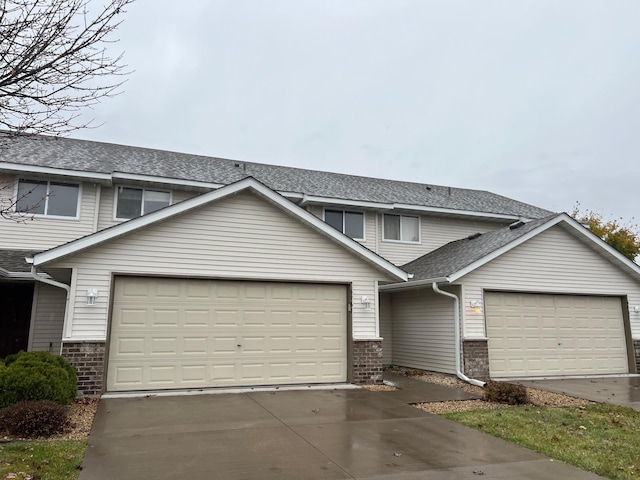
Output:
[13,213,80,221]
[381,239,421,245]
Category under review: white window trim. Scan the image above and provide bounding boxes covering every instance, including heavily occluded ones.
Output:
[322,207,366,241]
[382,213,421,244]
[113,185,173,221]
[13,178,82,220]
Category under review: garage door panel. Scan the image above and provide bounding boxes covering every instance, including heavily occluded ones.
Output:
[486,292,628,378]
[108,278,347,391]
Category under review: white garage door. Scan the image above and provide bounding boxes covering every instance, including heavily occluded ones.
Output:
[107,277,347,391]
[485,292,629,378]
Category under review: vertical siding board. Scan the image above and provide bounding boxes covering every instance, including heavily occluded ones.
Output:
[460,226,640,339]
[29,283,66,353]
[379,292,393,364]
[389,286,458,374]
[51,191,394,340]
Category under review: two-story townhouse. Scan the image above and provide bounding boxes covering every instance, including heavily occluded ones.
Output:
[1,133,639,395]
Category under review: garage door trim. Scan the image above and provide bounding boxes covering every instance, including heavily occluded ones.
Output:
[483,290,635,378]
[105,275,351,392]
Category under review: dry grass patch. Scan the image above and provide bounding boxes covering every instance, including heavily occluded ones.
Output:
[361,384,398,392]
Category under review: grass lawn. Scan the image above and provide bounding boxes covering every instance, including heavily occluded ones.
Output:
[0,440,86,480]
[445,403,640,480]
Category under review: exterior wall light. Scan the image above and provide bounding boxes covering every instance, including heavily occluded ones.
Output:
[361,296,372,309]
[634,306,640,313]
[86,289,98,306]
[470,300,483,313]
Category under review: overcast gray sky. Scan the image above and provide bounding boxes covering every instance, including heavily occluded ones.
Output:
[71,0,640,221]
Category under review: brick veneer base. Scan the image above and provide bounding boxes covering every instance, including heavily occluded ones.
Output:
[62,341,106,396]
[352,339,383,385]
[462,339,490,381]
[634,339,640,374]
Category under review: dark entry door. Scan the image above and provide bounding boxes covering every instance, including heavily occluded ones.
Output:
[0,283,34,358]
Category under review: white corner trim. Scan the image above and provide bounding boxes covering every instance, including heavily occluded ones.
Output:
[31,178,408,281]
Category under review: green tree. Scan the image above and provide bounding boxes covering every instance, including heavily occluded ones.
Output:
[571,203,640,261]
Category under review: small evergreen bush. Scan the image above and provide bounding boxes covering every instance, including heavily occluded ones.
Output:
[0,400,68,438]
[0,351,77,408]
[484,381,528,405]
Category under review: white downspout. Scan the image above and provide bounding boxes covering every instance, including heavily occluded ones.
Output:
[30,265,71,355]
[432,282,485,387]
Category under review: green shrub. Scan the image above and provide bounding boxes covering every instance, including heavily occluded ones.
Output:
[0,351,77,408]
[0,400,68,438]
[484,381,528,405]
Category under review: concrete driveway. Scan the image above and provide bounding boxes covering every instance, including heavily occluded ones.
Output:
[78,384,604,479]
[518,376,640,411]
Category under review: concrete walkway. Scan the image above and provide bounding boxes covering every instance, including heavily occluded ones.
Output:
[518,376,640,411]
[79,379,605,480]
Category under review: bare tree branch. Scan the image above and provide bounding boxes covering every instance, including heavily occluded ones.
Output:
[0,0,134,137]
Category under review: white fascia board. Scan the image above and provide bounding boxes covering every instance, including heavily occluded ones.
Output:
[301,195,393,210]
[31,178,408,282]
[379,277,449,291]
[392,203,523,220]
[287,194,527,220]
[0,162,112,182]
[0,267,33,279]
[279,191,305,200]
[111,172,224,189]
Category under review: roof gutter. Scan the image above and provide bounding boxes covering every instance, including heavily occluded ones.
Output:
[29,264,71,356]
[432,282,485,388]
[379,277,449,291]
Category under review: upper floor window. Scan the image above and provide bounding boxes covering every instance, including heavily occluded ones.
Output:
[116,187,170,220]
[16,179,80,218]
[324,209,364,240]
[383,214,420,243]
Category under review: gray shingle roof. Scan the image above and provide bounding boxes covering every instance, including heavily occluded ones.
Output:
[0,249,41,273]
[402,215,558,280]
[1,133,554,219]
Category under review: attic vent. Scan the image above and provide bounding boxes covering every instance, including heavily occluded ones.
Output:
[509,221,525,230]
[425,185,432,191]
[467,232,482,240]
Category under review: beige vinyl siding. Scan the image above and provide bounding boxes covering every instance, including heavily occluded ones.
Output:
[380,292,393,364]
[306,205,323,219]
[53,191,395,340]
[388,285,459,374]
[0,175,97,249]
[378,214,508,265]
[96,186,199,230]
[460,225,640,339]
[28,283,65,353]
